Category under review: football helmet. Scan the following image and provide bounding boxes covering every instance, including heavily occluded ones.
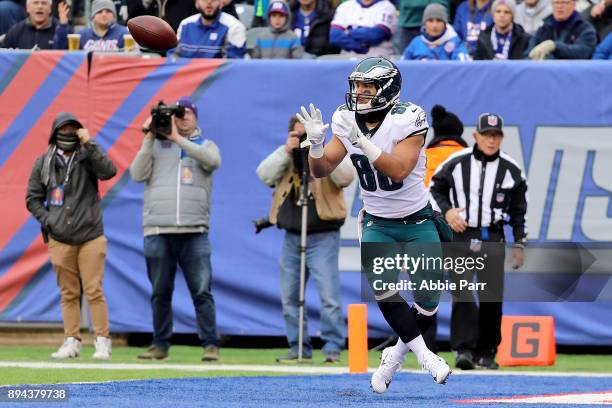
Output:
[345,57,402,113]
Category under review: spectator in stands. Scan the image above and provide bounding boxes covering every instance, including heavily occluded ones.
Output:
[0,0,26,36]
[251,0,303,58]
[453,0,494,55]
[394,0,449,54]
[583,0,611,42]
[514,0,552,36]
[2,0,70,49]
[290,0,339,56]
[256,116,354,363]
[592,31,612,58]
[402,3,470,60]
[425,105,468,187]
[56,0,129,51]
[329,0,397,57]
[128,0,197,32]
[26,112,116,360]
[130,97,221,362]
[171,0,246,58]
[473,0,531,59]
[526,0,597,59]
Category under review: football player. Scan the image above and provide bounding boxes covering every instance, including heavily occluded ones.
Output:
[297,57,451,393]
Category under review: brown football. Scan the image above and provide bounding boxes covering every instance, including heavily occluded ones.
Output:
[127,15,178,51]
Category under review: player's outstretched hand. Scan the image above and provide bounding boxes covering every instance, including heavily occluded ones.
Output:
[296,103,329,147]
[340,125,364,147]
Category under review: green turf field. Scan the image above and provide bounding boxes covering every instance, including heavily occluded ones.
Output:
[0,346,610,385]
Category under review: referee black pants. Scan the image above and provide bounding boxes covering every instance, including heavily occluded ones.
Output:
[449,228,505,357]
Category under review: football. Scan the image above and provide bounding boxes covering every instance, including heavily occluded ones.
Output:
[127,15,178,51]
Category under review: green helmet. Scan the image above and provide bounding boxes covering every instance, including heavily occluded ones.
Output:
[345,57,402,113]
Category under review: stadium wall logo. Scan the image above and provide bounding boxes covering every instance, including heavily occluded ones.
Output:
[341,126,612,243]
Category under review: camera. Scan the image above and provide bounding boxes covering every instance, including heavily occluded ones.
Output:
[253,217,273,234]
[150,100,185,138]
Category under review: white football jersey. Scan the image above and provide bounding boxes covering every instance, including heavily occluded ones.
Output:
[331,0,397,57]
[332,102,429,218]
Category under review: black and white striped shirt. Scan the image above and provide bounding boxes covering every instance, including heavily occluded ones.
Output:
[429,146,528,244]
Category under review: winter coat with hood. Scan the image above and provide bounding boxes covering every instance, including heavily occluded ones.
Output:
[514,0,552,36]
[473,23,531,59]
[289,0,340,55]
[252,1,303,59]
[402,24,470,60]
[26,113,117,245]
[525,11,597,59]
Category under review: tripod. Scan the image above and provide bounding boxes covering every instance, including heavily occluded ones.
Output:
[295,146,310,363]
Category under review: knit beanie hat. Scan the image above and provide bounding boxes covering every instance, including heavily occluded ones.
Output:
[492,0,516,16]
[422,3,448,23]
[91,0,117,19]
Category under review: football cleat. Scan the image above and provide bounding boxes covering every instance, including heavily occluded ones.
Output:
[371,347,404,394]
[420,352,451,384]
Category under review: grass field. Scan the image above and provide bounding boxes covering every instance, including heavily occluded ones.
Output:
[1,346,611,386]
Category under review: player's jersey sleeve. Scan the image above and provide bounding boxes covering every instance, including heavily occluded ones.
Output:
[331,105,353,150]
[390,103,429,144]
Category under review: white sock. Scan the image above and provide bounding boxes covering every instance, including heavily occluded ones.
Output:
[407,335,431,363]
[390,338,410,361]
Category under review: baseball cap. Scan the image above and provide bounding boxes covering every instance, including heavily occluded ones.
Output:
[267,0,289,16]
[477,113,504,135]
[176,96,198,118]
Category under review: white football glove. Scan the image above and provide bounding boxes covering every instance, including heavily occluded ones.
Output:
[295,103,329,148]
[339,126,382,163]
[341,125,364,147]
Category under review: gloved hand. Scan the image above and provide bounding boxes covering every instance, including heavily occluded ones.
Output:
[528,40,556,60]
[339,125,363,147]
[339,126,382,162]
[296,104,329,157]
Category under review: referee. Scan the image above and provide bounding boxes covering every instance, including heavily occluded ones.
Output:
[429,112,528,370]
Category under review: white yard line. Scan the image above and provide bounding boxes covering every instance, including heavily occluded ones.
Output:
[0,361,611,377]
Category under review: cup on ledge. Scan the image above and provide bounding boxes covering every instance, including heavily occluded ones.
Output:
[67,33,81,51]
[123,34,136,52]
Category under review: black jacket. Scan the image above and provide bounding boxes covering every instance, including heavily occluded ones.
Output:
[524,12,597,59]
[473,24,531,60]
[429,145,528,244]
[2,17,63,49]
[26,113,117,245]
[290,0,339,56]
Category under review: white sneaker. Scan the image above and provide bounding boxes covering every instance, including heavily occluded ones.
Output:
[371,347,404,394]
[420,352,451,384]
[51,337,81,359]
[92,336,112,360]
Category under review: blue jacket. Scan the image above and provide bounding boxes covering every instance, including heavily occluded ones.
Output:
[56,23,128,51]
[453,0,494,55]
[525,13,597,59]
[593,32,612,60]
[171,12,246,58]
[402,25,470,60]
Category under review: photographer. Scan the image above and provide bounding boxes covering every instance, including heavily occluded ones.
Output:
[256,116,354,363]
[26,112,116,360]
[130,96,221,362]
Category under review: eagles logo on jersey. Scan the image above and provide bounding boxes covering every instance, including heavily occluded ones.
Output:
[345,57,402,114]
